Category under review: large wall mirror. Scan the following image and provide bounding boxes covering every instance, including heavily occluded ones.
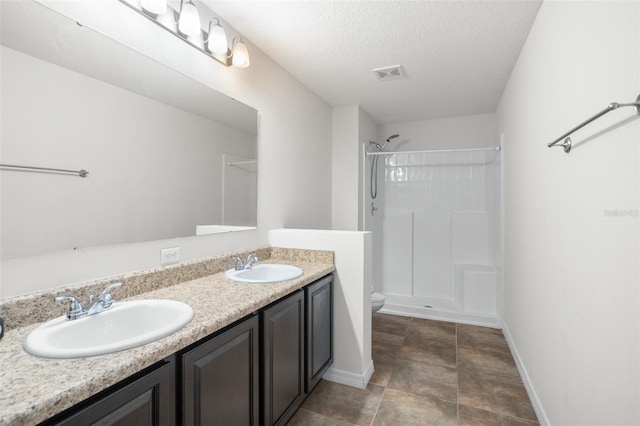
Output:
[1,1,258,259]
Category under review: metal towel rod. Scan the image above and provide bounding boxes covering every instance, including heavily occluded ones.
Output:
[0,163,89,178]
[548,93,640,153]
[226,160,257,167]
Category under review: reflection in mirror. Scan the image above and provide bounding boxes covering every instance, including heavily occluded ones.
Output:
[0,1,258,259]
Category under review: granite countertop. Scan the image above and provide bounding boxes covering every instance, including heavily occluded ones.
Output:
[0,250,334,425]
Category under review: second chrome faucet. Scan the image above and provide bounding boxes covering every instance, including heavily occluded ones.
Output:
[232,253,259,271]
[55,282,122,321]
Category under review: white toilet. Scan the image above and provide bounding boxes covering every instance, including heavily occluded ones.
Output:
[372,291,386,313]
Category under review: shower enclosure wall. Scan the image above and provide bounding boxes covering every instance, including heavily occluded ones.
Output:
[365,146,502,327]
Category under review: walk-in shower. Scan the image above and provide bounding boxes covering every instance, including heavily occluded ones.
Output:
[364,144,502,327]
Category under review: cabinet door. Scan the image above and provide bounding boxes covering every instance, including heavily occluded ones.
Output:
[262,290,305,426]
[181,314,259,426]
[47,358,175,426]
[306,274,333,392]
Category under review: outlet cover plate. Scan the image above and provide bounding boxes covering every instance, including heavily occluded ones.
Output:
[161,247,180,265]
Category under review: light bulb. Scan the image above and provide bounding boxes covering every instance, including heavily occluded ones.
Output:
[178,0,201,37]
[140,0,167,15]
[232,38,250,68]
[207,19,228,54]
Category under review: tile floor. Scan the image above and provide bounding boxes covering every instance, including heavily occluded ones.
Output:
[289,313,538,425]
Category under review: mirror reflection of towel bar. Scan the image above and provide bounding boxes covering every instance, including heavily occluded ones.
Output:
[226,160,257,167]
[0,163,89,178]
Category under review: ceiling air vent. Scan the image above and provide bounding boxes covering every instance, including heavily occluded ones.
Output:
[372,65,406,81]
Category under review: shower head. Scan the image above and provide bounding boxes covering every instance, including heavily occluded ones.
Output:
[370,133,400,152]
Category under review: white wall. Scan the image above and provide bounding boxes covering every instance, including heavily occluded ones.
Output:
[358,107,377,233]
[0,0,332,298]
[379,113,497,152]
[331,105,377,232]
[497,1,639,424]
[332,106,359,231]
[268,229,373,389]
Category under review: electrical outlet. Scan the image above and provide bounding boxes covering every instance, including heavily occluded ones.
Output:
[161,247,180,265]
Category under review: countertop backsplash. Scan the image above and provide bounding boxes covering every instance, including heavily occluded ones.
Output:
[0,246,332,330]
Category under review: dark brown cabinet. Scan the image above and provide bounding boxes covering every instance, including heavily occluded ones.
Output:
[262,290,305,426]
[262,274,334,426]
[181,314,260,426]
[44,358,175,426]
[305,274,333,392]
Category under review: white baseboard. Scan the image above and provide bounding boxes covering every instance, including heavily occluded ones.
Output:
[323,360,374,390]
[502,323,550,425]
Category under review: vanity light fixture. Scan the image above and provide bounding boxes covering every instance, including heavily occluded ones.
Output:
[140,0,166,15]
[206,18,228,54]
[178,0,201,37]
[118,0,250,68]
[231,37,250,68]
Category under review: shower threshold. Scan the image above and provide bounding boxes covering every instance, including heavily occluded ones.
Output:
[379,295,501,328]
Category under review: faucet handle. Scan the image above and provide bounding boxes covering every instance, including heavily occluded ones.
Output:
[245,253,259,269]
[101,282,122,296]
[99,282,122,308]
[55,295,84,320]
[232,256,244,270]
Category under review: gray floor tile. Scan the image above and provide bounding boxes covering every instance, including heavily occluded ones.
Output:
[373,330,406,345]
[398,337,457,369]
[387,358,458,403]
[458,369,537,422]
[457,324,511,353]
[372,313,412,336]
[458,404,539,425]
[373,388,457,426]
[288,408,356,426]
[458,345,520,379]
[370,353,395,387]
[301,380,385,426]
[407,317,457,346]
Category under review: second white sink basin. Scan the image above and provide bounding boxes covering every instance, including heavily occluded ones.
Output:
[24,299,193,359]
[226,264,303,283]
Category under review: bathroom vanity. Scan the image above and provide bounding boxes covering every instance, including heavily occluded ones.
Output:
[44,274,332,425]
[0,248,334,425]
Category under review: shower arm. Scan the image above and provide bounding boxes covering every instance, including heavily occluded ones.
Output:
[370,134,399,152]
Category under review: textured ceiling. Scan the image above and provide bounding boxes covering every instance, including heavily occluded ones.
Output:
[206,0,542,124]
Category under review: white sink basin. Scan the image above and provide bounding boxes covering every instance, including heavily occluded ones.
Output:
[24,299,193,359]
[225,264,303,283]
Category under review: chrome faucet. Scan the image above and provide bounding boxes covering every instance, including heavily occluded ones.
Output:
[232,253,259,270]
[55,282,123,320]
[86,282,122,316]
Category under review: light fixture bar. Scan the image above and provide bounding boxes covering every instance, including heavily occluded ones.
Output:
[118,0,232,67]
